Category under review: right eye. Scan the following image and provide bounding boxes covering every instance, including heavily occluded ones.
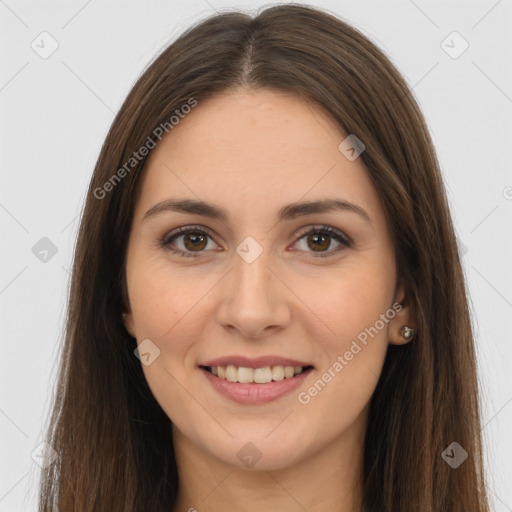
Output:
[161,226,220,258]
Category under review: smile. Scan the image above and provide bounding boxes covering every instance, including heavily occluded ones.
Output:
[204,364,312,383]
[199,357,315,404]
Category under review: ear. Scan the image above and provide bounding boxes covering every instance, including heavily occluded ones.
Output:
[122,310,136,338]
[388,282,416,346]
[121,278,136,338]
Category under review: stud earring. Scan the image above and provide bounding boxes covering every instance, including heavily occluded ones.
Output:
[400,325,416,341]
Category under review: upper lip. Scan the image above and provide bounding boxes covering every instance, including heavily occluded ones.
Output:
[201,355,314,369]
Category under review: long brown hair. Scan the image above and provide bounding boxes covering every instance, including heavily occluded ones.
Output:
[38,4,490,511]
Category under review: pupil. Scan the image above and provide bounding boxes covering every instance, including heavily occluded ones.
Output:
[309,234,329,251]
[182,233,331,252]
[185,233,206,251]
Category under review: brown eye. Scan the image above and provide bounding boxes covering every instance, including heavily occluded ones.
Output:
[162,226,217,257]
[162,224,350,259]
[307,233,331,252]
[294,225,351,258]
[183,232,208,251]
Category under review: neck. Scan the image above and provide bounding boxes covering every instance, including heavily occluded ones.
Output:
[171,411,366,512]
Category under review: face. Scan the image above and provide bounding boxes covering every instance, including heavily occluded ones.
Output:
[124,88,413,471]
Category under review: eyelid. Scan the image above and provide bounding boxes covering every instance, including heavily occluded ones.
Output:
[160,224,351,258]
[294,224,352,245]
[160,225,218,258]
[290,224,352,259]
[161,224,217,245]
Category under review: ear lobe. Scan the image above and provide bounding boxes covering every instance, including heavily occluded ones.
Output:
[389,323,417,345]
[120,279,136,337]
[122,311,136,338]
[388,285,416,346]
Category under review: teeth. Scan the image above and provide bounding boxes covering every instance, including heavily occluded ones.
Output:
[225,364,238,383]
[271,365,284,381]
[254,366,272,383]
[284,366,295,378]
[208,364,307,383]
[237,367,254,383]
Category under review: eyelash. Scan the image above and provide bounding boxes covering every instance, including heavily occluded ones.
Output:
[160,224,352,259]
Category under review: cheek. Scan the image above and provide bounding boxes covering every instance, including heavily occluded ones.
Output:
[127,258,220,391]
[306,261,395,350]
[126,261,204,408]
[294,262,393,413]
[128,256,209,342]
[127,262,208,427]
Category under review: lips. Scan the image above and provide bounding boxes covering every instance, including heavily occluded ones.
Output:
[199,355,315,404]
[203,364,311,383]
[200,355,313,383]
[201,355,313,369]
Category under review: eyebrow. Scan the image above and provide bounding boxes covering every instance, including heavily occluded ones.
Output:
[143,198,371,223]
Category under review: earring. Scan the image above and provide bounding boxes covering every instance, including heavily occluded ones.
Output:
[400,325,416,341]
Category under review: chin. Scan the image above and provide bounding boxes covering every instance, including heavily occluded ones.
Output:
[195,429,312,472]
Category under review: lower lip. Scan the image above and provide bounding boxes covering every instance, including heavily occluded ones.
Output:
[201,367,314,405]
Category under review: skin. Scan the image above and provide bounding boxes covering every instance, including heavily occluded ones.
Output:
[123,88,415,512]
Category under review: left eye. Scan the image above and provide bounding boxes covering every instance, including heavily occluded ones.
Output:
[161,227,217,257]
[161,225,351,258]
[293,226,351,257]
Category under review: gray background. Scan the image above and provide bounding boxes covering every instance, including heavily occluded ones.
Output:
[0,0,511,510]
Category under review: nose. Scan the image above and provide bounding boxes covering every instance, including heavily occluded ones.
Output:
[215,244,291,339]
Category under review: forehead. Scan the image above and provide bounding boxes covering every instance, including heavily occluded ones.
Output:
[134,88,382,224]
[150,88,345,171]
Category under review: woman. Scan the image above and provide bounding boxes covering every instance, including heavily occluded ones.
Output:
[38,4,490,511]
